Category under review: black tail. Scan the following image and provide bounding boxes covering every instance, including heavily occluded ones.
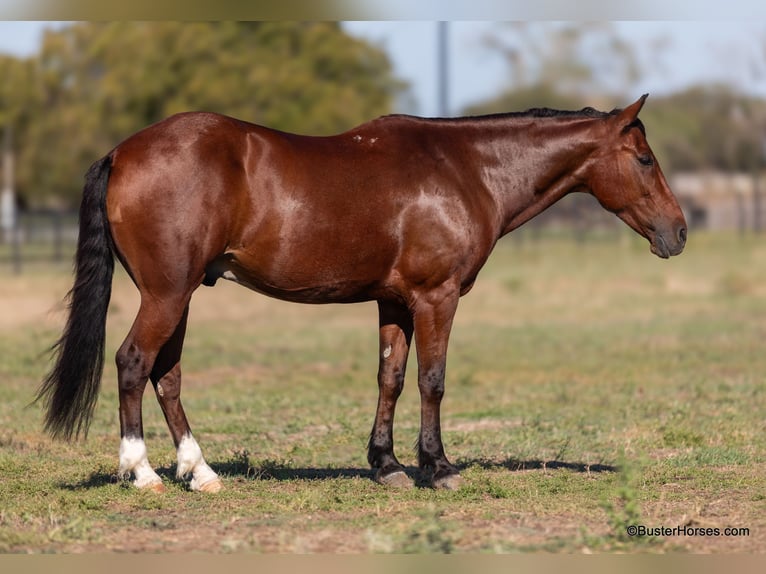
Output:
[36,155,114,440]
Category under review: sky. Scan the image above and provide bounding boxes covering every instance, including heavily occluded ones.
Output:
[343,21,766,115]
[1,21,766,116]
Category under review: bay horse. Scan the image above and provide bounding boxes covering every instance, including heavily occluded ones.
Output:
[37,95,686,493]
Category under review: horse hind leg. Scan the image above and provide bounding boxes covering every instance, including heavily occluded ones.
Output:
[116,302,169,491]
[116,296,193,492]
[149,305,222,493]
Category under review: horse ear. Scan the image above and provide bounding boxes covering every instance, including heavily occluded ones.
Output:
[617,94,648,127]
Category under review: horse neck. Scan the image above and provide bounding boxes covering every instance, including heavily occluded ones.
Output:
[467,116,605,237]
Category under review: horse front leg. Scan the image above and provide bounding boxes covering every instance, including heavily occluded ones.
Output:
[368,300,414,488]
[412,286,462,490]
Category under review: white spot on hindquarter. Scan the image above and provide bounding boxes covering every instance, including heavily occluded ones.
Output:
[119,436,163,489]
[382,344,392,359]
[156,383,164,397]
[352,134,362,142]
[176,433,220,491]
[222,270,237,281]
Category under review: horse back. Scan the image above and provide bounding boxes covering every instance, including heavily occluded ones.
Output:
[106,112,498,303]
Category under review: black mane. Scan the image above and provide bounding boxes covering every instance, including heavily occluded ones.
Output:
[516,106,617,119]
[377,104,642,132]
[446,106,620,122]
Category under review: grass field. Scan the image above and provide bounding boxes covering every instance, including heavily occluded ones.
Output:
[1,230,765,553]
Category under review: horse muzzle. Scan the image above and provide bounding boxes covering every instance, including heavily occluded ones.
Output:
[650,224,686,259]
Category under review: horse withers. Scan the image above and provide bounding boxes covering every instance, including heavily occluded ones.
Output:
[37,95,686,492]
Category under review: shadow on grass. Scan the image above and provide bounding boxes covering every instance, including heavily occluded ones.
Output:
[464,457,618,474]
[58,472,119,490]
[211,456,617,483]
[212,457,376,481]
[57,464,178,490]
[58,457,616,490]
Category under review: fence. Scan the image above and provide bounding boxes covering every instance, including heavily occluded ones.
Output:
[0,209,78,274]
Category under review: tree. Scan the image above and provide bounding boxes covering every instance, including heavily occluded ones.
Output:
[640,85,766,173]
[4,22,407,207]
[478,22,642,111]
[0,55,39,210]
[463,84,587,117]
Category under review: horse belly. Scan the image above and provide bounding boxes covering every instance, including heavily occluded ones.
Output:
[212,239,396,304]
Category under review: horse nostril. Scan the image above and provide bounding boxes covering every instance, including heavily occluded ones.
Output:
[678,227,687,244]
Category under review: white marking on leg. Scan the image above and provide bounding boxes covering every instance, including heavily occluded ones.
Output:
[177,433,221,491]
[382,344,392,359]
[119,436,163,489]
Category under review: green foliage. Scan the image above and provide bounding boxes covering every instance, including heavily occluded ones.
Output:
[395,505,458,553]
[463,84,588,118]
[641,85,766,172]
[0,56,39,128]
[2,22,406,207]
[597,457,658,550]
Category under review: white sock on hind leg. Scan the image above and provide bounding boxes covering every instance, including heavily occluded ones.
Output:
[119,436,163,489]
[177,433,220,491]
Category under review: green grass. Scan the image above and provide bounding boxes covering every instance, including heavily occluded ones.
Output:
[1,230,765,552]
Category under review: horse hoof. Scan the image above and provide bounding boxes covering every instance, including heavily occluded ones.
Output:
[197,478,224,493]
[375,469,414,489]
[433,474,463,490]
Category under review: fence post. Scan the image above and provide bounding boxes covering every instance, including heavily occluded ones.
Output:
[754,169,762,234]
[11,214,21,274]
[2,124,16,244]
[53,210,63,263]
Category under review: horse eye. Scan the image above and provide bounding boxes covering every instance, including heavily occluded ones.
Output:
[638,154,654,166]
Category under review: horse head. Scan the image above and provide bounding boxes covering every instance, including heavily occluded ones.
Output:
[587,95,687,258]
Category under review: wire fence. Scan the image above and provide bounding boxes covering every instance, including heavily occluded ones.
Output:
[0,210,78,274]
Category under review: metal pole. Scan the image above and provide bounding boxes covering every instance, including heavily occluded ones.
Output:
[737,190,746,238]
[2,124,16,245]
[12,212,21,274]
[53,210,63,263]
[754,172,762,234]
[757,131,766,234]
[437,21,449,117]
